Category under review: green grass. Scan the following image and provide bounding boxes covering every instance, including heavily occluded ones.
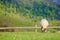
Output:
[48,20,60,26]
[0,13,60,27]
[0,32,60,40]
[0,13,35,27]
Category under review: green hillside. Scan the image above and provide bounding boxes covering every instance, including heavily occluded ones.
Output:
[0,0,60,27]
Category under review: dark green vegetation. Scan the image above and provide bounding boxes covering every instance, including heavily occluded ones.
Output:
[0,32,60,40]
[0,0,60,26]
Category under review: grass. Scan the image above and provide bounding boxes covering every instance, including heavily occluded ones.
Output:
[0,32,60,40]
[0,13,60,27]
[0,10,60,27]
[48,20,60,26]
[0,13,35,27]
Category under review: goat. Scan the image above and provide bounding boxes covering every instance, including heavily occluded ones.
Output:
[40,19,49,32]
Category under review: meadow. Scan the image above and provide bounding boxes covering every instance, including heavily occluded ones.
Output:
[0,32,60,40]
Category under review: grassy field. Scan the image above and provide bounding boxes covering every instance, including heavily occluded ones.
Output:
[0,32,60,40]
[0,13,60,27]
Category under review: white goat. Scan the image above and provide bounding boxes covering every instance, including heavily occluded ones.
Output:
[40,19,49,32]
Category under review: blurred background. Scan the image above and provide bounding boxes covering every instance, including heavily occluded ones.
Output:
[0,0,60,27]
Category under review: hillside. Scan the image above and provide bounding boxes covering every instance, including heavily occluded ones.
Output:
[0,0,60,20]
[0,0,60,27]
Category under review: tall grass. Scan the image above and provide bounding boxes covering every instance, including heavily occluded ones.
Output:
[0,13,35,27]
